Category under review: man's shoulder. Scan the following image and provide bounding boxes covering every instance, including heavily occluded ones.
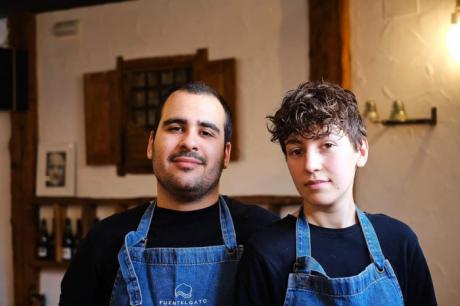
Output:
[248,215,296,252]
[222,196,280,245]
[223,195,279,225]
[87,202,150,243]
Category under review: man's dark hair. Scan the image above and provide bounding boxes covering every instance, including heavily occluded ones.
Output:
[152,81,233,144]
[267,81,367,155]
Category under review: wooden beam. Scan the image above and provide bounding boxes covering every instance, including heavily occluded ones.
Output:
[8,12,39,306]
[309,0,351,88]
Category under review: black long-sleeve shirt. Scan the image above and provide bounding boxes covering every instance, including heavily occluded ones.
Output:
[59,196,278,306]
[236,213,437,306]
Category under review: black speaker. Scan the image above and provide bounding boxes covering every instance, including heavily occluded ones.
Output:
[0,47,28,111]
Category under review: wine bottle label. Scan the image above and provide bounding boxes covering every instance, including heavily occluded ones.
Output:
[62,247,72,260]
[38,247,48,258]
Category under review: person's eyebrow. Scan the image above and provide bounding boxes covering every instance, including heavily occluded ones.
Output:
[198,121,220,134]
[162,118,187,127]
[162,118,220,134]
[285,137,302,146]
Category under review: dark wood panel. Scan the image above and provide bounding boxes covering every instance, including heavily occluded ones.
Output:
[8,12,40,306]
[84,70,121,165]
[309,0,350,88]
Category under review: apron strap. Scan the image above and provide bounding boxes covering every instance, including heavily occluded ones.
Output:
[116,202,155,305]
[296,206,311,258]
[294,207,327,275]
[356,207,386,270]
[135,200,156,240]
[118,231,144,305]
[218,196,238,251]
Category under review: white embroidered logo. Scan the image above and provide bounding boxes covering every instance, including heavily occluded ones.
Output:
[175,283,192,299]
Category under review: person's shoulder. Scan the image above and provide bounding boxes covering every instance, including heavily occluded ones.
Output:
[223,195,280,225]
[247,215,296,254]
[86,202,150,242]
[366,212,418,244]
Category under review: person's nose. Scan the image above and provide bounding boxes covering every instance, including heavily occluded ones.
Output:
[304,149,322,173]
[179,129,199,151]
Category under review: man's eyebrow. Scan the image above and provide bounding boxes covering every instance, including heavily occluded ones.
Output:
[198,121,220,133]
[162,118,187,127]
[162,118,221,134]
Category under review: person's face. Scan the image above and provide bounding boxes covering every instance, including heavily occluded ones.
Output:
[147,91,231,202]
[284,130,368,210]
[47,153,65,186]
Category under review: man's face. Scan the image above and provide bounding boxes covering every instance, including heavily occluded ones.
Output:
[284,130,368,210]
[47,152,66,186]
[147,91,231,202]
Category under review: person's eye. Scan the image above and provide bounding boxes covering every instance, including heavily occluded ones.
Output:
[200,129,214,137]
[168,125,183,133]
[323,142,335,149]
[287,148,303,157]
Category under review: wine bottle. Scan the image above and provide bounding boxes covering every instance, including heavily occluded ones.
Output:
[73,218,83,256]
[37,219,49,260]
[61,218,74,261]
[48,218,55,261]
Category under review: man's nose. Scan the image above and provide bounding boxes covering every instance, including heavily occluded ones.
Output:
[179,130,199,151]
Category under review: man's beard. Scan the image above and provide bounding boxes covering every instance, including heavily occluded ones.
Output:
[153,152,225,203]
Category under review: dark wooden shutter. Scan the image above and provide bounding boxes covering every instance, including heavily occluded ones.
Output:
[193,49,239,160]
[83,70,121,165]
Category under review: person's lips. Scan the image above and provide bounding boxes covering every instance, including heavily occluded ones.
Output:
[173,156,203,166]
[304,179,330,189]
[169,152,206,169]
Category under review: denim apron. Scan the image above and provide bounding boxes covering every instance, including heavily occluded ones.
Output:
[283,207,404,306]
[110,196,243,306]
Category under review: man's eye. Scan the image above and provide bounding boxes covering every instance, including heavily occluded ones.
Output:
[323,142,335,149]
[200,130,214,137]
[168,126,183,132]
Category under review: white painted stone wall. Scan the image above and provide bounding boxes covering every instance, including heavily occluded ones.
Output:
[351,0,460,305]
[3,0,457,304]
[35,1,308,304]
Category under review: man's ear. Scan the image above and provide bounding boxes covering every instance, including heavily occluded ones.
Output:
[223,142,232,169]
[147,131,155,160]
[356,138,369,168]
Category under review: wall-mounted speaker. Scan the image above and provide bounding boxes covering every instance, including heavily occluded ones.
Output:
[0,47,28,111]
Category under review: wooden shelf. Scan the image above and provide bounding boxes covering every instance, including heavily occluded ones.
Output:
[381,107,437,126]
[32,260,69,270]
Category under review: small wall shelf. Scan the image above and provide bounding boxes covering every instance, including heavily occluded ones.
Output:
[381,107,437,126]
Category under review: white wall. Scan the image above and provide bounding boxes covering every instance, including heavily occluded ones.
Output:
[351,0,460,305]
[36,0,308,303]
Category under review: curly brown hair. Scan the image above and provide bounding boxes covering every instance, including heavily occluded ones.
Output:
[267,81,367,155]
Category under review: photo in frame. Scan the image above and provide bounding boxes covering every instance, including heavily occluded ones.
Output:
[36,143,76,196]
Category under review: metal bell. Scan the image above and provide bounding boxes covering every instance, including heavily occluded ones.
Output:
[389,100,408,122]
[363,100,380,123]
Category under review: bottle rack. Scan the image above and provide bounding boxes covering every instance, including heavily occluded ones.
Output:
[33,196,152,270]
[32,195,302,270]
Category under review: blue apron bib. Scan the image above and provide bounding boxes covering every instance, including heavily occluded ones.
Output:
[283,207,404,306]
[110,196,243,306]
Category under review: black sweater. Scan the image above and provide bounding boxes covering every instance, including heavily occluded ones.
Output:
[236,213,437,306]
[59,196,278,306]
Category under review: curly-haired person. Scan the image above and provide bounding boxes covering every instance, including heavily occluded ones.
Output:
[236,81,437,306]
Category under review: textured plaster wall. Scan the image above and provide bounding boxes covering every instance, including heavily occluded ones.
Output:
[351,0,460,305]
[36,0,308,303]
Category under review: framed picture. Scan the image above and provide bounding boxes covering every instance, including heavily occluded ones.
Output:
[36,143,76,196]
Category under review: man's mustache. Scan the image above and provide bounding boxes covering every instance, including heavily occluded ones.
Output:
[168,151,207,165]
